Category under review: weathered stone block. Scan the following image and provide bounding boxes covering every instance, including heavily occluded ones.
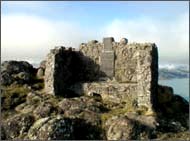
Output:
[100,37,115,78]
[103,37,114,51]
[100,51,114,78]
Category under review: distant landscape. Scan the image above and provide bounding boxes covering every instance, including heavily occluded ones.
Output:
[29,61,189,80]
[3,59,189,80]
[159,64,189,80]
[158,64,189,101]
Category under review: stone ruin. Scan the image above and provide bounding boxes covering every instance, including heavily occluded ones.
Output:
[44,37,158,111]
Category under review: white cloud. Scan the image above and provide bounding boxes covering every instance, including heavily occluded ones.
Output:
[1,12,189,64]
[1,14,95,61]
[103,13,189,64]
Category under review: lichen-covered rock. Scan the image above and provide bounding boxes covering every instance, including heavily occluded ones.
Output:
[15,92,60,116]
[14,72,32,83]
[1,38,188,140]
[36,60,46,78]
[33,102,56,119]
[1,60,34,74]
[36,68,44,78]
[126,113,158,129]
[105,115,156,140]
[26,92,43,105]
[15,102,37,114]
[1,71,14,85]
[1,85,30,111]
[27,115,74,140]
[2,113,35,139]
[27,114,104,140]
[156,86,189,132]
[58,96,105,115]
[157,85,189,120]
[105,116,139,140]
[1,61,36,85]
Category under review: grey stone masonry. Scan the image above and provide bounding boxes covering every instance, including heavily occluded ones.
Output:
[79,38,158,111]
[44,37,158,112]
[100,37,115,78]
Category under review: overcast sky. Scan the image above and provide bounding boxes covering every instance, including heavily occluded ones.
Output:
[1,1,189,65]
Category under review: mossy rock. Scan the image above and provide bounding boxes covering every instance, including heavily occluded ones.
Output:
[2,113,35,139]
[33,102,58,119]
[1,85,30,110]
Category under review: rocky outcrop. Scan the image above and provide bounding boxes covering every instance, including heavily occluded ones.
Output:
[2,90,106,140]
[2,113,35,139]
[105,115,157,140]
[1,61,36,85]
[1,37,189,140]
[27,116,74,140]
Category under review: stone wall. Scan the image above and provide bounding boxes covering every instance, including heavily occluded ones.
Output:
[70,82,138,108]
[44,46,102,95]
[45,37,158,111]
[44,47,84,95]
[79,38,158,109]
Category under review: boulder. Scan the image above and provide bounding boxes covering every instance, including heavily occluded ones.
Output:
[27,115,74,140]
[36,68,44,78]
[158,85,174,104]
[106,116,139,140]
[2,113,35,139]
[1,71,14,85]
[1,86,29,111]
[58,96,105,115]
[15,102,37,114]
[14,72,32,83]
[26,92,43,105]
[27,114,103,140]
[1,60,34,74]
[119,38,128,45]
[33,102,56,119]
[1,61,36,85]
[170,95,189,113]
[36,60,46,78]
[105,115,157,140]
